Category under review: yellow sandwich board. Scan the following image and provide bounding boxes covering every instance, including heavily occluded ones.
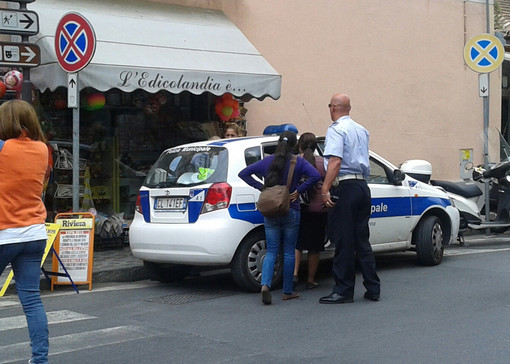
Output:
[51,212,95,291]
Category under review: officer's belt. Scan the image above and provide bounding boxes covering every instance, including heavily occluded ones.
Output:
[332,174,365,187]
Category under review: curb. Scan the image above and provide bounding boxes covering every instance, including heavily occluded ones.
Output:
[2,264,147,296]
[92,265,148,283]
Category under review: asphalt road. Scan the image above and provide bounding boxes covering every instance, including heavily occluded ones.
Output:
[2,236,510,364]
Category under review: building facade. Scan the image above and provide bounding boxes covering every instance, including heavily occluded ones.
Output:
[214,0,500,180]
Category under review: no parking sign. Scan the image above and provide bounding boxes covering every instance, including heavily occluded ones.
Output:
[463,34,504,74]
[54,13,96,210]
[54,12,96,73]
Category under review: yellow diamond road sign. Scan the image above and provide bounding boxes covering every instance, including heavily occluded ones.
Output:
[464,34,504,73]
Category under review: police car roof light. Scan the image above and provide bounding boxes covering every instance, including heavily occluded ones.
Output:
[263,124,299,135]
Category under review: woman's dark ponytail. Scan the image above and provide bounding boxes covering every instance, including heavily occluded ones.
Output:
[265,131,297,187]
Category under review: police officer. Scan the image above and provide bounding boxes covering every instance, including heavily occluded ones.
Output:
[319,93,381,304]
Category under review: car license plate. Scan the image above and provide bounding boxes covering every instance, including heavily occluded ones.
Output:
[155,197,186,210]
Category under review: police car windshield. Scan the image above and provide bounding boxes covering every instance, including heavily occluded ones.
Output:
[143,146,228,188]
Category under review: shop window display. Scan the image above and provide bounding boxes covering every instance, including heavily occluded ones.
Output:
[38,87,230,233]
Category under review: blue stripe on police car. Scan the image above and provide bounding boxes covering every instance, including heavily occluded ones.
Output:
[370,196,450,218]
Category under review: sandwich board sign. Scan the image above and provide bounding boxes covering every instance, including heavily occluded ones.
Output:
[52,212,95,291]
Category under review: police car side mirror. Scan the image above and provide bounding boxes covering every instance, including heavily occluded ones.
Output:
[392,169,406,184]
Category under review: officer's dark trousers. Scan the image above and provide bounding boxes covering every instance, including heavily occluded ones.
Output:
[328,179,380,297]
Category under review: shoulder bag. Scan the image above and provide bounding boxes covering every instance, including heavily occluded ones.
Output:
[257,156,297,217]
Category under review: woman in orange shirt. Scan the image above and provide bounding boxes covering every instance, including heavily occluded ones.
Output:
[0,100,49,364]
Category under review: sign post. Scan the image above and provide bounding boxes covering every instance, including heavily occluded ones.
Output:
[67,73,78,108]
[0,1,40,102]
[54,12,96,211]
[463,33,505,224]
[0,9,38,35]
[0,41,39,67]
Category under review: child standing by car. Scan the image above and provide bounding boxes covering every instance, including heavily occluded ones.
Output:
[294,132,328,289]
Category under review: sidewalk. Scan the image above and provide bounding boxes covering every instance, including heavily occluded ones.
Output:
[0,244,147,296]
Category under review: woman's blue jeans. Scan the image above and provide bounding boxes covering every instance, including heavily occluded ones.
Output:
[262,208,300,294]
[0,240,49,364]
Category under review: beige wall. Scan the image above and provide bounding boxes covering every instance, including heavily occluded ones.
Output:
[158,0,499,180]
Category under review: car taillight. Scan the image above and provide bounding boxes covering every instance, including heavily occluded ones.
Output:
[201,182,232,214]
[135,192,142,214]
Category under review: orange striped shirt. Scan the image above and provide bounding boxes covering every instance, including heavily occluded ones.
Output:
[0,136,48,230]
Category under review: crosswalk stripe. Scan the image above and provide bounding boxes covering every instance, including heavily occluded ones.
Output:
[0,325,159,364]
[0,300,18,309]
[0,310,96,332]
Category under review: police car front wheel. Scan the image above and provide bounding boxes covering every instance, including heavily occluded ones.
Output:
[415,215,444,266]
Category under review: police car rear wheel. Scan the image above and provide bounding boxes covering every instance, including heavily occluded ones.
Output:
[415,215,444,266]
[231,230,283,292]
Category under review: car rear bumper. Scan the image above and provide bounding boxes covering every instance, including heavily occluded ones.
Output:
[129,212,259,265]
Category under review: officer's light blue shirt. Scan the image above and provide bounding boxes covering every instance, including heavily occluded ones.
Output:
[323,115,370,178]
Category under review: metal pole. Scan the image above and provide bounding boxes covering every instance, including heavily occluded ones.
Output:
[20,1,31,103]
[486,0,490,33]
[72,74,80,211]
[483,0,491,224]
[484,95,490,223]
[21,69,31,102]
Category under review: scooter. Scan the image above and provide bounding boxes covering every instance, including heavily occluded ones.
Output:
[400,129,510,240]
[432,164,510,232]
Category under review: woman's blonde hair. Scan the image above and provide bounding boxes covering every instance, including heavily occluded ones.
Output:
[223,122,240,137]
[0,99,45,142]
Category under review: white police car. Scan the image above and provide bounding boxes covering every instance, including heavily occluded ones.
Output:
[129,127,459,292]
